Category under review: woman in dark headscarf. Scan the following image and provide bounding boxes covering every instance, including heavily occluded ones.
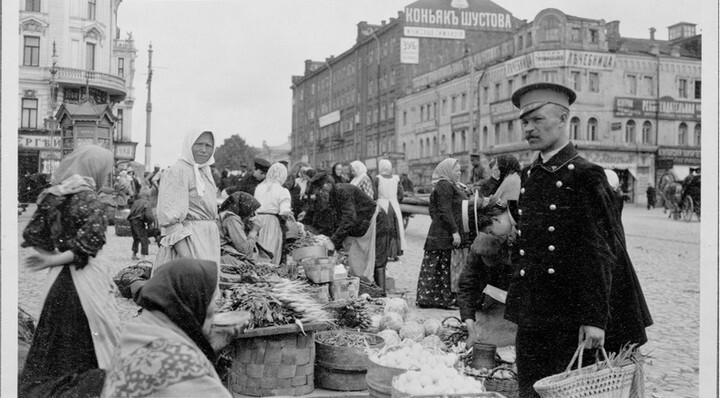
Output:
[101,259,249,397]
[20,145,120,397]
[331,162,349,184]
[217,192,269,264]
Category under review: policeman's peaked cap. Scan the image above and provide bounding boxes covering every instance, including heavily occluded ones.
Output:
[511,82,576,119]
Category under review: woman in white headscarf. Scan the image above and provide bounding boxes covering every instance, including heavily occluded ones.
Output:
[254,162,293,264]
[350,160,375,198]
[374,159,406,260]
[155,131,220,269]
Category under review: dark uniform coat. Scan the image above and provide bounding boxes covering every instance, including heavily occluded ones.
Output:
[505,144,652,350]
[227,173,263,196]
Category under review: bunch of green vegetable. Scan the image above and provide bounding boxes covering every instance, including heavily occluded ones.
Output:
[324,298,373,330]
[218,282,294,330]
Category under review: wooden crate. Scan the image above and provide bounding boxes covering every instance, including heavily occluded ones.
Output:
[228,322,329,397]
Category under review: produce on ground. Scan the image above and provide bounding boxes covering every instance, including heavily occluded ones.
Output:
[376,329,402,347]
[379,312,404,332]
[422,318,442,336]
[399,321,425,342]
[393,368,486,396]
[420,334,445,351]
[383,297,409,319]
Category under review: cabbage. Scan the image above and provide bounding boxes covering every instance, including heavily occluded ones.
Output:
[377,329,401,347]
[422,318,442,336]
[383,298,409,319]
[404,311,425,324]
[420,334,445,351]
[380,312,404,332]
[399,321,425,342]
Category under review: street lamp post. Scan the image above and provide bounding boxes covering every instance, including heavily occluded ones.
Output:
[372,33,381,162]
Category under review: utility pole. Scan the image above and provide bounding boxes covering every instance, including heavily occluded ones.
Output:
[145,43,153,170]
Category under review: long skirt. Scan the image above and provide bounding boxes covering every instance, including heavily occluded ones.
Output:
[416,249,457,308]
[384,204,402,259]
[255,214,285,265]
[155,219,221,271]
[344,207,380,281]
[20,257,120,397]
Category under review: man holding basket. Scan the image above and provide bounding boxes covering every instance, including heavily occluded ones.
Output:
[505,83,653,397]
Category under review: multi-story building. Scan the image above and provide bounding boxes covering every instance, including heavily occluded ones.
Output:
[290,0,520,172]
[396,8,700,204]
[18,0,137,195]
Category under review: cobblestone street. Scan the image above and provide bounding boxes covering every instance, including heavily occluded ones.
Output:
[18,204,701,397]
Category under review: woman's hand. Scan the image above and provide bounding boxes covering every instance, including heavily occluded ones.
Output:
[25,253,53,272]
[208,311,252,352]
[173,238,192,258]
[452,232,461,247]
[297,211,306,221]
[465,319,478,349]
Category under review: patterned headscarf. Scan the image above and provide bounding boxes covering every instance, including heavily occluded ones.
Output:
[350,160,368,186]
[38,145,114,203]
[431,158,459,185]
[220,192,260,220]
[179,130,215,197]
[378,159,393,177]
[136,259,218,363]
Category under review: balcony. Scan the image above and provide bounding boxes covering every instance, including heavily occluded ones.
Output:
[55,66,127,97]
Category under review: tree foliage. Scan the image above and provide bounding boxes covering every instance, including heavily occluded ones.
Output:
[214,134,259,171]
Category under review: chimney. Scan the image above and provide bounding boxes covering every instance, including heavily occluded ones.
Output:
[304,59,313,75]
[649,27,656,40]
[606,21,620,39]
[381,20,386,26]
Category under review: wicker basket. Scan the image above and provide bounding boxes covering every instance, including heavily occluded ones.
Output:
[534,346,636,398]
[114,218,132,237]
[484,367,519,398]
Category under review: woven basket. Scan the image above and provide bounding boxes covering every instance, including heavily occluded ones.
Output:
[300,257,335,284]
[534,346,636,398]
[484,367,519,398]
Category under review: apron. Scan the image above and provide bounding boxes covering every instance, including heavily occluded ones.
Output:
[343,206,380,282]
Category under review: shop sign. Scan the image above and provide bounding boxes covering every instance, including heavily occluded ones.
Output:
[404,1,514,32]
[533,50,565,68]
[504,50,608,76]
[584,151,636,169]
[404,26,465,40]
[319,110,341,128]
[657,146,701,164]
[611,122,622,131]
[400,38,420,64]
[39,151,62,160]
[18,134,62,149]
[114,141,137,160]
[451,113,470,127]
[613,97,700,121]
[489,100,518,123]
[565,51,615,70]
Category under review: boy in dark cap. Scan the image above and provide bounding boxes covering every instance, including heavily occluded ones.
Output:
[227,158,270,196]
[505,82,652,397]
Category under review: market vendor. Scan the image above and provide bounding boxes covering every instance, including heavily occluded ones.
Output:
[217,192,271,265]
[308,172,389,292]
[254,163,294,265]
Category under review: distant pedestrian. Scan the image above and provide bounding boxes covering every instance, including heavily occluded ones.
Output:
[646,184,656,209]
[129,187,154,261]
[331,162,350,184]
[350,160,374,198]
[476,158,500,197]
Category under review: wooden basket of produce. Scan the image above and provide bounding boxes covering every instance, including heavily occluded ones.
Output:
[483,366,519,398]
[300,257,335,284]
[330,277,360,301]
[314,330,385,391]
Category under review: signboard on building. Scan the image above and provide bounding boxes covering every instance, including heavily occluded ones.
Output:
[18,134,62,149]
[565,51,615,70]
[489,100,518,123]
[451,113,470,128]
[505,50,611,76]
[404,27,465,40]
[613,97,701,121]
[401,37,421,64]
[114,141,138,160]
[404,0,514,32]
[657,146,701,165]
[319,110,341,128]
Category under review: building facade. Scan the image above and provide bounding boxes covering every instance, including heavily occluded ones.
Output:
[290,0,519,172]
[396,8,700,204]
[18,0,137,194]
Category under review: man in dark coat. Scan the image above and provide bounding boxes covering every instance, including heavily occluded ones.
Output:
[226,158,270,196]
[506,83,653,397]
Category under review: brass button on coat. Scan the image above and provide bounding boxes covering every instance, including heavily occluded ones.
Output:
[520,269,526,276]
[568,164,575,170]
[520,188,525,194]
[548,268,556,274]
[548,226,555,232]
[549,204,557,211]
[548,245,555,251]
[519,249,525,256]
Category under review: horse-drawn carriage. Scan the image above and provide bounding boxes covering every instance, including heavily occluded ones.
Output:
[659,170,701,222]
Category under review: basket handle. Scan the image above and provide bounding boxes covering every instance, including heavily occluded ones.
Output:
[564,345,612,373]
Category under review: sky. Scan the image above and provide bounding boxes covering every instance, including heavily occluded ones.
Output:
[117,0,707,168]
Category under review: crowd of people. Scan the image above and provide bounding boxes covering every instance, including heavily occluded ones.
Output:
[20,82,654,398]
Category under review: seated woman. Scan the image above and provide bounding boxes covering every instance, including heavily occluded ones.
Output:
[217,192,271,265]
[457,199,518,348]
[101,258,250,397]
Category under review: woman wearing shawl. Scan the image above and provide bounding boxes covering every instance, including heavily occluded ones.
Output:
[373,159,406,261]
[350,160,375,198]
[254,163,293,265]
[218,192,269,265]
[101,259,250,397]
[20,145,121,397]
[416,158,470,309]
[155,131,220,268]
[331,162,349,184]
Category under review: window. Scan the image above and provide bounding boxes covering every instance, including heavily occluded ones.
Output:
[451,96,457,113]
[694,124,701,145]
[88,0,96,19]
[570,71,581,91]
[482,87,489,104]
[587,118,598,141]
[419,140,424,157]
[433,102,437,119]
[508,121,515,142]
[442,99,447,115]
[451,132,456,153]
[118,58,125,77]
[482,126,488,148]
[643,76,654,96]
[507,79,514,97]
[461,93,467,110]
[541,16,561,42]
[426,138,431,156]
[494,83,500,101]
[570,117,581,140]
[642,121,652,144]
[625,120,636,143]
[678,123,688,145]
[694,80,701,99]
[432,137,437,155]
[526,32,532,47]
[494,124,501,145]
[678,79,688,98]
[461,131,467,151]
[420,106,425,121]
[589,72,599,92]
[518,35,524,49]
[115,109,124,140]
[403,111,407,126]
[26,0,41,12]
[589,29,599,44]
[23,36,40,66]
[521,74,527,86]
[571,27,582,42]
[626,75,637,95]
[21,98,38,128]
[541,71,558,82]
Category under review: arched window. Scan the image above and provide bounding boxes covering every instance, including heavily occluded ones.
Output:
[441,135,447,154]
[642,121,652,144]
[587,118,598,141]
[494,124,501,145]
[451,132,456,153]
[694,124,701,146]
[482,126,489,148]
[570,117,581,140]
[625,120,636,143]
[461,131,467,151]
[419,140,424,158]
[403,142,407,157]
[432,136,438,155]
[540,15,561,42]
[678,123,688,145]
[426,138,430,157]
[508,121,515,142]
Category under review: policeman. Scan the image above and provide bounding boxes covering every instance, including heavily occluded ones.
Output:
[226,158,270,196]
[504,83,653,397]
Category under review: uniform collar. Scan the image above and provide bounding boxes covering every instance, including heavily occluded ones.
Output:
[530,143,579,172]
